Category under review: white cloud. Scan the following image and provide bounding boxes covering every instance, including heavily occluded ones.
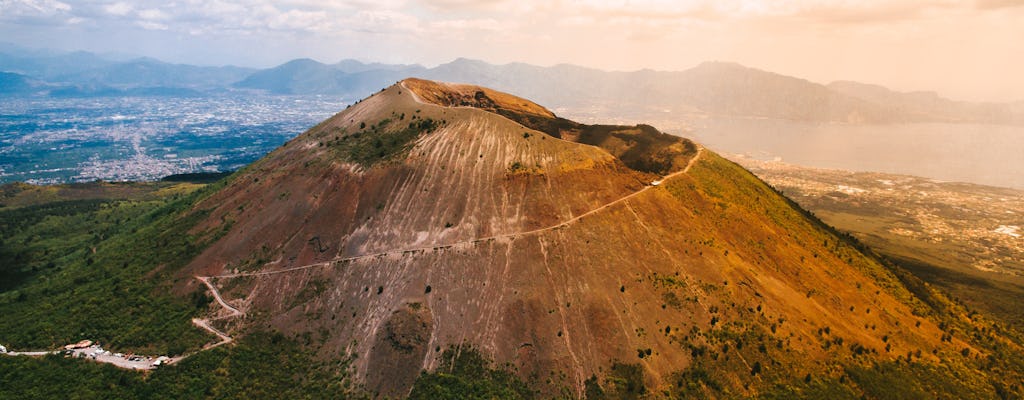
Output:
[429,18,504,31]
[344,9,420,34]
[0,0,71,17]
[103,1,131,16]
[135,20,166,30]
[137,8,169,21]
[267,8,327,31]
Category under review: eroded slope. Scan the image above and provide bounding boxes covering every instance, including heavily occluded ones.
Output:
[404,78,697,175]
[176,79,1019,398]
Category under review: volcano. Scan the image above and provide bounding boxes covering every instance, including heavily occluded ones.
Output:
[177,79,987,397]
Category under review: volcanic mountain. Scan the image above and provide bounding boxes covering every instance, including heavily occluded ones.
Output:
[176,79,1014,398]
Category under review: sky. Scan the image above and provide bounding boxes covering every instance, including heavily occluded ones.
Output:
[1,0,1022,102]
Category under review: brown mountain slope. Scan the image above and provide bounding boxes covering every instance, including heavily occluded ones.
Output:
[404,78,697,175]
[175,80,1015,398]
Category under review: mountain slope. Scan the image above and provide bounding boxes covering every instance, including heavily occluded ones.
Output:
[170,79,1020,398]
[57,58,254,89]
[669,62,901,123]
[0,50,253,93]
[0,50,114,80]
[0,71,37,94]
[233,58,426,95]
[828,80,1023,124]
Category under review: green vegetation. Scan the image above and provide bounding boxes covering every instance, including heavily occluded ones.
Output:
[843,361,996,400]
[584,362,646,400]
[160,171,234,183]
[895,254,1024,329]
[0,331,364,399]
[328,117,441,167]
[0,180,231,354]
[408,346,534,400]
[755,377,859,400]
[0,199,112,290]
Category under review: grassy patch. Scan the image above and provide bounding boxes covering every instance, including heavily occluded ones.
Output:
[329,117,440,167]
[0,181,230,354]
[408,346,534,400]
[0,199,113,290]
[586,362,646,400]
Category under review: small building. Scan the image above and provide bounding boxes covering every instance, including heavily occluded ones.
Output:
[64,340,93,350]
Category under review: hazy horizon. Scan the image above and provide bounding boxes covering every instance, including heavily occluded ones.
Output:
[1,0,1022,103]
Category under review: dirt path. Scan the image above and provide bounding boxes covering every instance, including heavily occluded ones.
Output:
[196,276,242,317]
[190,276,241,349]
[191,318,233,349]
[205,147,703,280]
[3,350,54,356]
[191,147,702,357]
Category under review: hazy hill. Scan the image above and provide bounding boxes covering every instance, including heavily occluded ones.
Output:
[57,57,254,89]
[3,45,1021,125]
[0,50,114,80]
[0,49,252,93]
[0,71,37,94]
[239,57,1024,125]
[233,58,425,94]
[828,80,1024,125]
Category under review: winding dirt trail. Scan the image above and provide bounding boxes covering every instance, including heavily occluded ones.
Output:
[192,147,703,351]
[196,276,242,317]
[190,276,242,349]
[191,318,233,349]
[203,146,703,280]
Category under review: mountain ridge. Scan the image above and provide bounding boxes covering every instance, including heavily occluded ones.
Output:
[4,46,1021,125]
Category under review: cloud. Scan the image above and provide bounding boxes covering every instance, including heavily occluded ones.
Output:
[420,0,511,11]
[560,0,965,23]
[135,20,166,30]
[102,1,131,16]
[0,0,71,18]
[429,18,503,31]
[976,0,1024,9]
[266,8,328,31]
[137,8,169,21]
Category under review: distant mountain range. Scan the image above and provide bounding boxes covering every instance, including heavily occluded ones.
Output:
[0,46,254,97]
[2,46,1022,125]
